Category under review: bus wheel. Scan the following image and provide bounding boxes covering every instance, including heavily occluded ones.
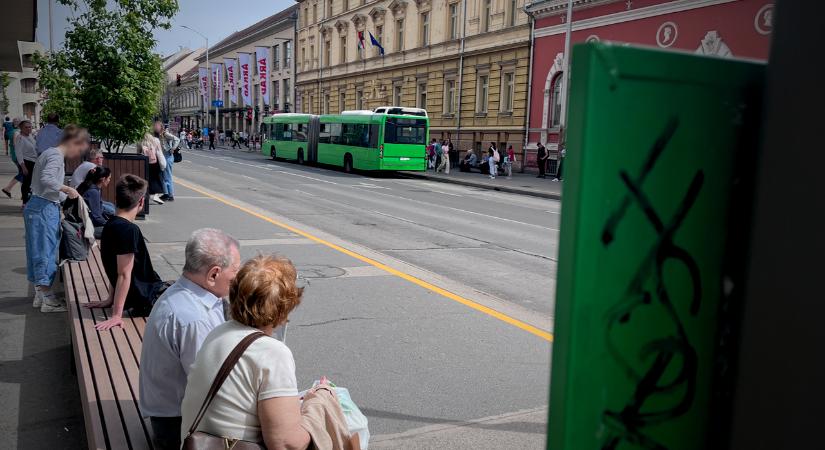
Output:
[343,154,353,173]
[297,149,305,165]
[270,146,276,160]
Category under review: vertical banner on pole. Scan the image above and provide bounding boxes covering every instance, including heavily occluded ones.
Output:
[224,58,237,105]
[198,67,208,106]
[211,63,221,102]
[255,46,270,106]
[549,43,764,450]
[239,53,252,107]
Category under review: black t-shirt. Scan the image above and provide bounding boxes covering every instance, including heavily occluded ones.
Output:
[100,216,161,310]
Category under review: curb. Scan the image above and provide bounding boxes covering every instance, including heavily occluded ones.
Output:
[398,172,562,200]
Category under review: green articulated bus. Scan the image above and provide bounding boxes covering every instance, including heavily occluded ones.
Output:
[261,110,429,172]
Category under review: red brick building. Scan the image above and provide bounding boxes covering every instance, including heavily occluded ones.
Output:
[523,0,774,171]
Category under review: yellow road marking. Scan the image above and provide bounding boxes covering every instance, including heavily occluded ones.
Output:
[177,180,553,342]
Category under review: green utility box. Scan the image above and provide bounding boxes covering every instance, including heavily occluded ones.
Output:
[549,43,764,449]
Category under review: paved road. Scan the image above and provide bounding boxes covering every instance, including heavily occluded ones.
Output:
[148,147,557,448]
[179,148,560,320]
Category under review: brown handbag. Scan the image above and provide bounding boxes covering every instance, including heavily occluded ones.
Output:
[183,332,267,450]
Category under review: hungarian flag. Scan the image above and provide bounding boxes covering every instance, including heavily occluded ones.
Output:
[357,31,366,50]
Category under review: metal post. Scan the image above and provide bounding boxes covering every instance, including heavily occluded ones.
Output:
[558,0,574,133]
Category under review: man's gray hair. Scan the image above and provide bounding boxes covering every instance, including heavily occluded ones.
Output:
[183,228,240,274]
[86,148,103,161]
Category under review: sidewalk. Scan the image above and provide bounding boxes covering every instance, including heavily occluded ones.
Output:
[0,158,86,449]
[400,168,563,200]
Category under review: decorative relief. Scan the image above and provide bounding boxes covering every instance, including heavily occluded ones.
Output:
[656,21,678,48]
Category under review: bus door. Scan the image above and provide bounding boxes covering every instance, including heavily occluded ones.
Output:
[308,116,320,163]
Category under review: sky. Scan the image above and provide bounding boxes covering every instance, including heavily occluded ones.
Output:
[35,0,296,57]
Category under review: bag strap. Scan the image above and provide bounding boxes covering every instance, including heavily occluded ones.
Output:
[186,331,266,436]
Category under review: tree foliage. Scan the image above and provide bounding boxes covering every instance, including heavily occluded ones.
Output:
[36,0,178,152]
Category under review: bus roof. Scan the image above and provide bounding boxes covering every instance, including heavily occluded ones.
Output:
[262,113,313,123]
[320,112,429,124]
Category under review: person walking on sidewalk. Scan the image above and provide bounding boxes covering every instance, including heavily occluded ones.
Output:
[553,143,566,182]
[505,145,516,179]
[3,117,14,155]
[2,118,23,199]
[35,113,63,156]
[488,142,500,179]
[208,129,216,150]
[138,132,167,205]
[536,142,548,178]
[25,125,87,313]
[437,140,451,174]
[231,130,240,149]
[16,120,38,205]
[154,121,180,202]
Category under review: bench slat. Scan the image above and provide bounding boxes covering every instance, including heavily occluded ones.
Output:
[77,256,153,450]
[65,262,108,450]
[69,258,132,450]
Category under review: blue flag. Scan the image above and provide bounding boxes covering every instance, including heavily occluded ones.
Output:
[369,31,385,56]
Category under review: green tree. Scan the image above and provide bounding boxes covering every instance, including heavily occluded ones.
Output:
[36,0,178,152]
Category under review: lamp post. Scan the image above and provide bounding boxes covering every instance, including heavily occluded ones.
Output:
[181,25,211,128]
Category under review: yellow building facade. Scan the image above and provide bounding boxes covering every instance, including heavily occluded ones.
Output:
[295,0,530,153]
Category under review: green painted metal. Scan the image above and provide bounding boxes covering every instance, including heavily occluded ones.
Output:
[261,114,312,159]
[262,112,428,171]
[549,43,764,450]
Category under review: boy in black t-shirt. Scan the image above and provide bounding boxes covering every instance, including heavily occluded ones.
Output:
[86,174,162,330]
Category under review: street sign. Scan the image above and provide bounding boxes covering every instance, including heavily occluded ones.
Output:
[549,43,764,450]
[212,100,224,107]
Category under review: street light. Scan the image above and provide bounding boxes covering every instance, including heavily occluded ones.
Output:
[181,25,212,128]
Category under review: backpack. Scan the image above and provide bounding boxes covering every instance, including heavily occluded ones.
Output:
[492,149,500,163]
[60,198,92,262]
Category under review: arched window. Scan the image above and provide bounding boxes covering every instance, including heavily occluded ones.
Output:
[549,73,563,128]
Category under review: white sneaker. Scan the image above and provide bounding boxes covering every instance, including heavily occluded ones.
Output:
[32,291,43,308]
[552,178,559,182]
[151,194,164,205]
[40,293,67,313]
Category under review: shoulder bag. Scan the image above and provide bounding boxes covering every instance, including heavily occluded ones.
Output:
[183,332,267,450]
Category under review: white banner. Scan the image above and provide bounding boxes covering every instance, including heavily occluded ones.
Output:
[198,67,208,105]
[255,46,270,106]
[239,52,252,107]
[211,63,221,104]
[224,58,237,105]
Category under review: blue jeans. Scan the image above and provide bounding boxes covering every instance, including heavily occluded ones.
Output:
[24,196,60,287]
[162,154,174,197]
[102,201,115,216]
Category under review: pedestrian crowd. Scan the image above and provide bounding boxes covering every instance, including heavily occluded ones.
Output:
[429,137,565,182]
[3,114,364,449]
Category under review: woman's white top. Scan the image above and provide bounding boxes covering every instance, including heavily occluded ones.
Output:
[180,320,299,443]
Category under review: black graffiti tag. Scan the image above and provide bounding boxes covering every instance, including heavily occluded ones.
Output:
[600,117,704,450]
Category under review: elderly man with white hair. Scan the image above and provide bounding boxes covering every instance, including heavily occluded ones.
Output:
[139,228,241,450]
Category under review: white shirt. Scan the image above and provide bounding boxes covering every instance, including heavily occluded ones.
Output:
[71,161,96,187]
[180,320,298,442]
[139,276,226,417]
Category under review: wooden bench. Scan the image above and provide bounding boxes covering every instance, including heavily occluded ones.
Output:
[63,246,153,449]
[64,247,362,450]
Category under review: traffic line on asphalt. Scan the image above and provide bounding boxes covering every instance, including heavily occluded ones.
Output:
[176,180,554,342]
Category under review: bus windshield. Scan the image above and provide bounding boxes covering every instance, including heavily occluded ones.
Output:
[384,117,428,145]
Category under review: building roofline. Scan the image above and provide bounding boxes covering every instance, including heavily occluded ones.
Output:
[523,0,618,18]
[196,5,297,62]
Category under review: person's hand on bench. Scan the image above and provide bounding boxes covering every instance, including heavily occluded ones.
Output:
[84,298,124,330]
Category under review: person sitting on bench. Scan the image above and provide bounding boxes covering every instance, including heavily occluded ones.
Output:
[139,228,241,450]
[459,150,478,172]
[85,174,163,330]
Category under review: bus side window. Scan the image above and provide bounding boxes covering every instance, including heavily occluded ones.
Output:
[283,123,292,140]
[319,123,330,144]
[297,123,307,142]
[274,123,283,140]
[369,124,379,148]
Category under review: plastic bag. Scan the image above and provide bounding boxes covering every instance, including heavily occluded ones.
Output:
[334,387,369,449]
[303,381,370,449]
